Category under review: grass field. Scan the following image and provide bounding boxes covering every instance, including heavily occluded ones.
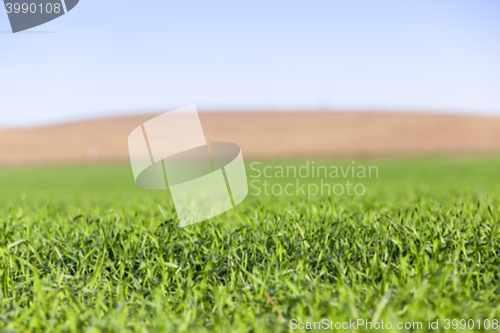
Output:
[1,157,500,332]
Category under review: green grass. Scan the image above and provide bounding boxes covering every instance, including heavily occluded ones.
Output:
[1,157,500,332]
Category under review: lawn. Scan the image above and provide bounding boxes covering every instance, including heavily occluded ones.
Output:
[0,157,500,332]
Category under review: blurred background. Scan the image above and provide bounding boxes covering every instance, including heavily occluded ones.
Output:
[1,0,500,164]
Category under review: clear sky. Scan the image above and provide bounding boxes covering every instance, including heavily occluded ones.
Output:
[1,0,500,126]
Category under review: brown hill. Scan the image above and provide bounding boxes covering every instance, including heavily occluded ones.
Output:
[1,111,500,165]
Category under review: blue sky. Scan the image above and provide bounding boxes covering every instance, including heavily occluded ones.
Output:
[1,0,499,126]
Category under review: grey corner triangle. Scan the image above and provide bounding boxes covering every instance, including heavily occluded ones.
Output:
[64,0,78,11]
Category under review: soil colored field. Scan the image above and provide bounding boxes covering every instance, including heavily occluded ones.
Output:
[1,111,500,165]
